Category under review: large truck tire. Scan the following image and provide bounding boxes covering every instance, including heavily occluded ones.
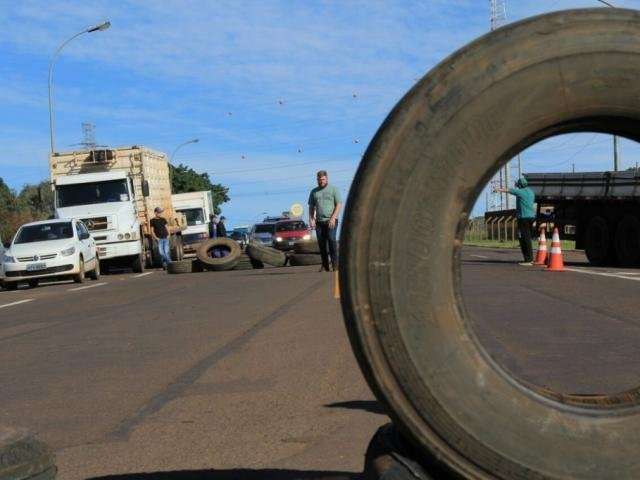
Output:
[0,426,57,480]
[167,259,194,274]
[585,216,613,266]
[131,251,145,273]
[233,254,254,270]
[340,9,640,479]
[293,240,320,254]
[614,214,640,267]
[289,253,322,266]
[246,242,287,267]
[170,235,184,261]
[196,238,241,271]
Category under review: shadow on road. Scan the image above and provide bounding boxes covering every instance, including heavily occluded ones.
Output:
[89,469,358,479]
[324,400,387,415]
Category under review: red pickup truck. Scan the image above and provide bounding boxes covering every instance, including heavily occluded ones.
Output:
[272,219,311,251]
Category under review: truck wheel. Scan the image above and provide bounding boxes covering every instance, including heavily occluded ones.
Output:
[171,235,184,261]
[196,238,241,271]
[28,279,39,288]
[143,238,154,269]
[2,281,17,291]
[131,252,144,273]
[585,216,613,266]
[340,9,640,479]
[614,215,640,267]
[245,242,287,267]
[0,426,57,480]
[73,258,85,284]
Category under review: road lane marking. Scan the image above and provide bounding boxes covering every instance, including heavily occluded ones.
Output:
[0,299,34,309]
[67,282,107,292]
[565,268,640,282]
[471,254,489,259]
[134,272,154,278]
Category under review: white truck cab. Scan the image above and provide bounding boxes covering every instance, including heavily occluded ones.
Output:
[54,171,142,267]
[172,191,214,255]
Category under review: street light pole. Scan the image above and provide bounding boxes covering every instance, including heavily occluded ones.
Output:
[48,21,111,154]
[170,138,200,163]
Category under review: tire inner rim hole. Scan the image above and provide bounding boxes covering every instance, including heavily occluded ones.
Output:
[462,125,640,409]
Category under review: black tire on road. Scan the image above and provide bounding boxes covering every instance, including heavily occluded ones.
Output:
[132,246,145,273]
[0,426,57,480]
[614,214,640,267]
[167,259,194,274]
[171,235,184,261]
[289,253,322,266]
[233,254,254,270]
[196,238,241,271]
[340,9,640,479]
[245,242,287,267]
[28,279,39,288]
[293,240,320,254]
[585,216,613,266]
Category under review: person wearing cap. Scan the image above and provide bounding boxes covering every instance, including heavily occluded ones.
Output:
[150,207,171,268]
[308,170,342,271]
[495,177,536,265]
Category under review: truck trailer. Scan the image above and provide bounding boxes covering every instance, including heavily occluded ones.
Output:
[49,146,186,272]
[525,170,640,266]
[172,191,214,255]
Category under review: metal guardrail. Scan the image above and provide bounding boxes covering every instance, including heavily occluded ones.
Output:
[465,215,518,243]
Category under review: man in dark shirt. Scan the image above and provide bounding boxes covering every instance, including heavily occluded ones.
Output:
[217,216,227,238]
[150,207,171,268]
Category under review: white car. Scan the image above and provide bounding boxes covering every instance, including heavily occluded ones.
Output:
[1,219,100,290]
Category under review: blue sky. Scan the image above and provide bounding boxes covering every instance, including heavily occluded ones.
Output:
[1,0,639,227]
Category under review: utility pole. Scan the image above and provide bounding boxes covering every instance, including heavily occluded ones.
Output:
[517,154,522,178]
[572,163,576,173]
[613,135,619,171]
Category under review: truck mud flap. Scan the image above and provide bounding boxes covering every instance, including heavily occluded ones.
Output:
[340,9,640,479]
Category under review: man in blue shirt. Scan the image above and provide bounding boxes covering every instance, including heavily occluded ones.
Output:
[496,177,536,265]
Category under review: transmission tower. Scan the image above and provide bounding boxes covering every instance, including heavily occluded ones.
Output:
[487,0,511,211]
[81,122,97,149]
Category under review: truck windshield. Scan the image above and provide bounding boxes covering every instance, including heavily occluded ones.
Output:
[57,179,129,207]
[178,208,205,226]
[15,222,74,244]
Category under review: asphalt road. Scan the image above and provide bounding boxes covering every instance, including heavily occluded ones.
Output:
[0,266,386,480]
[463,246,640,396]
[3,246,639,479]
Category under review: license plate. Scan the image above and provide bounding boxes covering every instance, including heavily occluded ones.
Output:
[288,241,294,246]
[26,263,47,272]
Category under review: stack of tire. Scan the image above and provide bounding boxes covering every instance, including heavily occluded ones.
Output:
[167,238,262,274]
[289,240,322,266]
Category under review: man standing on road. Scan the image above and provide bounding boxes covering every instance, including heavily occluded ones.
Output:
[496,177,536,265]
[209,214,217,239]
[308,170,342,272]
[217,216,228,238]
[150,207,171,268]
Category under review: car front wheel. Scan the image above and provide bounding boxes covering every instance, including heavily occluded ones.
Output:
[73,258,85,284]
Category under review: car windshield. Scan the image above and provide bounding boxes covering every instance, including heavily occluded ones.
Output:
[254,224,275,234]
[14,222,74,244]
[178,208,205,226]
[276,221,307,232]
[57,179,129,207]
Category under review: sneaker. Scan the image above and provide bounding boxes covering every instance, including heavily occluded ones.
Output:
[518,261,534,266]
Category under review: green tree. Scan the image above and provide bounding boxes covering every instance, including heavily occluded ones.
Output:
[169,163,229,214]
[17,181,54,220]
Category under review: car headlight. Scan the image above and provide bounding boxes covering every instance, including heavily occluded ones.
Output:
[61,246,76,257]
[275,236,283,242]
[118,233,124,240]
[303,234,311,241]
[125,233,131,239]
[2,254,15,263]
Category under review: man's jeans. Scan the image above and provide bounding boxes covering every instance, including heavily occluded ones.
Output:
[158,238,172,265]
[316,220,338,270]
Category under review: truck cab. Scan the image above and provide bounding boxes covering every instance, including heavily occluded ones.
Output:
[54,171,143,269]
[172,191,214,255]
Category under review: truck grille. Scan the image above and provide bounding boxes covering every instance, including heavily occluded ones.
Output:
[82,217,109,231]
[17,253,57,262]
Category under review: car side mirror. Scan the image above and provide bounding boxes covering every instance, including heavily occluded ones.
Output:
[80,232,91,240]
[142,180,150,197]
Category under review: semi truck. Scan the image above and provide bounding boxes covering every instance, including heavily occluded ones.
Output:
[525,170,640,266]
[171,191,214,255]
[49,146,186,272]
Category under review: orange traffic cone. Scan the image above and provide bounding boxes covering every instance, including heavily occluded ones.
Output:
[547,228,565,272]
[533,228,548,265]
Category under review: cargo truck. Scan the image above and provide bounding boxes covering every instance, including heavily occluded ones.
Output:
[172,191,214,255]
[49,146,186,272]
[525,170,640,266]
